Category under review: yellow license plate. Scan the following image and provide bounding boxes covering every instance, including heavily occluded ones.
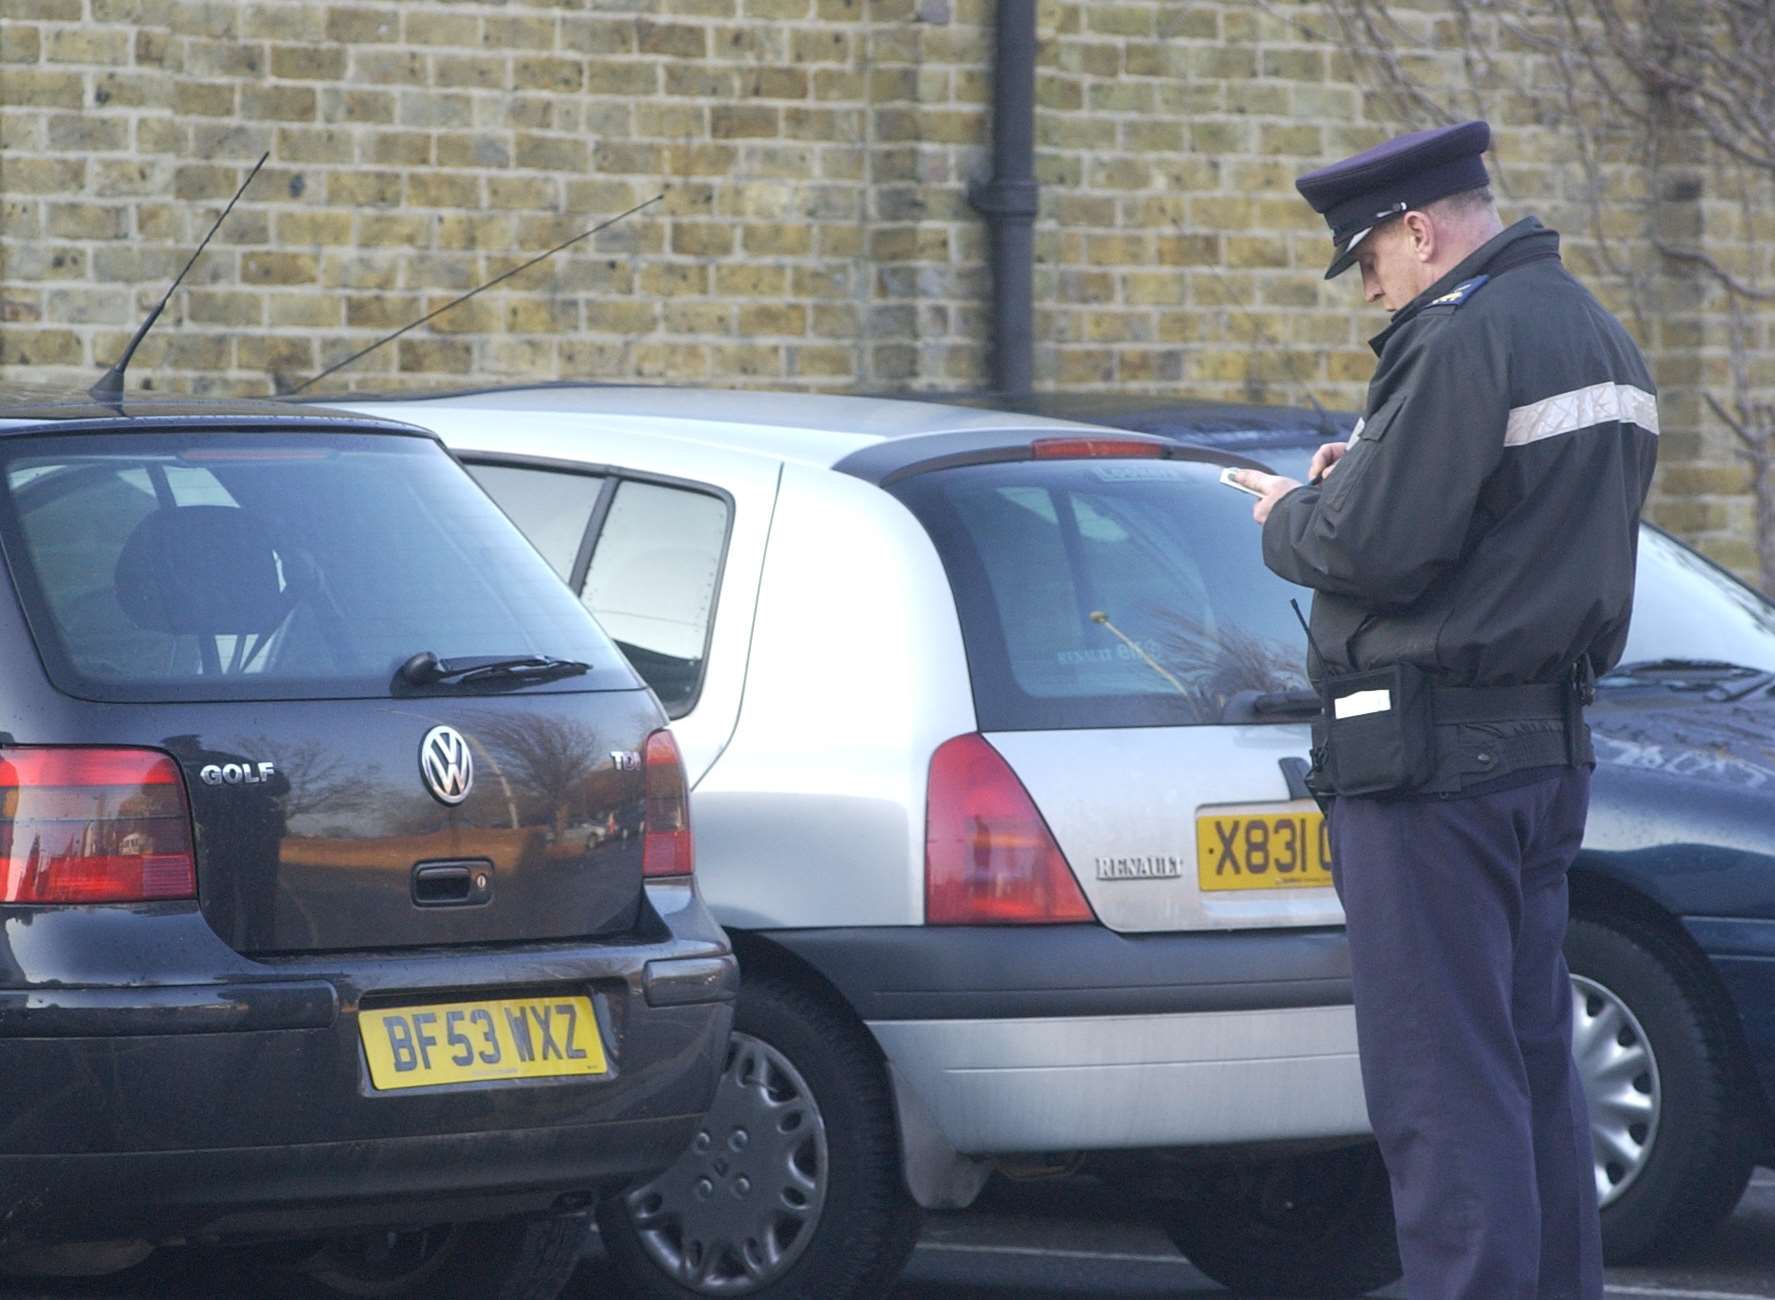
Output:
[1197,806,1335,891]
[359,995,607,1091]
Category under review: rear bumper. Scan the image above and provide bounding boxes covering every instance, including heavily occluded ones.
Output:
[767,923,1353,1020]
[768,924,1366,1154]
[2,1115,707,1247]
[870,1006,1368,1153]
[0,884,736,1252]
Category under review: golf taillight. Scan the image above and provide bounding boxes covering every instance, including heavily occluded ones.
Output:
[0,748,197,905]
[642,729,693,879]
[925,733,1094,925]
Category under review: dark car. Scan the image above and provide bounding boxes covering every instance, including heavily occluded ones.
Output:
[0,388,736,1299]
[938,391,1775,1263]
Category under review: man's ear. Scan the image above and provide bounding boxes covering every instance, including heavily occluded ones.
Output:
[1403,210,1436,264]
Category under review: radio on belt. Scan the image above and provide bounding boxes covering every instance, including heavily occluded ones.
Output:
[1290,599,1436,797]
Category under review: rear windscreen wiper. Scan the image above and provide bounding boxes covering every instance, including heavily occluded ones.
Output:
[1250,689,1324,718]
[1221,688,1323,723]
[397,651,590,688]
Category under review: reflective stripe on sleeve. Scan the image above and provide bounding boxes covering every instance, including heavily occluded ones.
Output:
[1504,382,1660,447]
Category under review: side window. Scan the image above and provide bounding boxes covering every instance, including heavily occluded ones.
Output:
[466,463,606,582]
[582,480,728,717]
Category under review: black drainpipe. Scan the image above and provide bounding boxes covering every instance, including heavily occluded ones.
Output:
[968,0,1038,397]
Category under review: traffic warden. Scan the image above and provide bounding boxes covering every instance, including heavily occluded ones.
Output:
[1229,121,1659,1300]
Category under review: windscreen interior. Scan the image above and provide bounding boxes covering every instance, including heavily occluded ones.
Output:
[0,430,637,702]
[893,458,1313,730]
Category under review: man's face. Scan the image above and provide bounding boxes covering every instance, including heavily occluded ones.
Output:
[1354,218,1425,313]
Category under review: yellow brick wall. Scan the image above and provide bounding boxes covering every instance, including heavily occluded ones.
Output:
[0,0,1766,579]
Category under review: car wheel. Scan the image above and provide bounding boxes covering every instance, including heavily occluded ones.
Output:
[1567,913,1757,1262]
[1156,1144,1402,1297]
[272,1216,583,1300]
[597,973,921,1298]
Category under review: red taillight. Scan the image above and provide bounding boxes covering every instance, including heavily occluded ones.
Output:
[642,729,693,879]
[0,747,197,905]
[1030,437,1167,460]
[925,733,1094,925]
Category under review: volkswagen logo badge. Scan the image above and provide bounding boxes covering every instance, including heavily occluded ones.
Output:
[419,725,474,806]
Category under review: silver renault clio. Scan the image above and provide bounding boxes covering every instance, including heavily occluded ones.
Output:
[342,386,1388,1299]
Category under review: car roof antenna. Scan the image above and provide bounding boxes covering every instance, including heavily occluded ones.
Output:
[88,151,269,406]
[286,192,664,396]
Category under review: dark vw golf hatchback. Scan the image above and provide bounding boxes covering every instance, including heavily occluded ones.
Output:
[0,391,735,1298]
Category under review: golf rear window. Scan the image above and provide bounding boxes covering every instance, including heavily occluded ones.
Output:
[891,459,1313,730]
[0,430,638,703]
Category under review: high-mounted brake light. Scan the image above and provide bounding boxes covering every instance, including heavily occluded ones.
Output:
[925,733,1094,925]
[1030,437,1167,461]
[642,729,693,879]
[0,748,197,905]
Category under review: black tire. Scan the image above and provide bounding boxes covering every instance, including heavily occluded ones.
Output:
[596,972,921,1298]
[1157,1145,1402,1298]
[1567,912,1757,1262]
[271,1214,582,1292]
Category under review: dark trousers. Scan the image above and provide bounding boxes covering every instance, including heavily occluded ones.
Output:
[1331,768,1603,1300]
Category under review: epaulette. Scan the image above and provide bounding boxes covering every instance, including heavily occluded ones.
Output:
[1427,274,1489,308]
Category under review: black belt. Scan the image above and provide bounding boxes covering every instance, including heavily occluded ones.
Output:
[1430,681,1570,723]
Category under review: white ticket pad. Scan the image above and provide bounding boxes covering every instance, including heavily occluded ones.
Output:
[1333,688,1393,719]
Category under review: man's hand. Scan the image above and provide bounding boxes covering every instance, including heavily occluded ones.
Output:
[1225,469,1302,524]
[1308,440,1350,482]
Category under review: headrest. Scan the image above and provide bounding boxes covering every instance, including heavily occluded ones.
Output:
[114,506,289,635]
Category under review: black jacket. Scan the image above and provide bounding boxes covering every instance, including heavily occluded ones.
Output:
[1263,219,1659,786]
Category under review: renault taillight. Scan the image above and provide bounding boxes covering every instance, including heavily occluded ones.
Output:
[642,729,693,879]
[0,748,197,904]
[1030,436,1167,460]
[925,733,1094,924]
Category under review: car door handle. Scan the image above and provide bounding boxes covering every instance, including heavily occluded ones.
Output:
[412,860,494,907]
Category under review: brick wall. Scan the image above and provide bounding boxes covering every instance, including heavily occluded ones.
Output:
[0,0,1766,580]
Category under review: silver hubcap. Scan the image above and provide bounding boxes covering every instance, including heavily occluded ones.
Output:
[1572,974,1661,1207]
[624,1032,828,1294]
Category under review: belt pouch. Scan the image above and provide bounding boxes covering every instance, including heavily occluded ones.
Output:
[1317,661,1436,796]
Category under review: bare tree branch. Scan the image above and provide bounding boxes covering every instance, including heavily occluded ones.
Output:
[1703,392,1754,449]
[1652,240,1775,302]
